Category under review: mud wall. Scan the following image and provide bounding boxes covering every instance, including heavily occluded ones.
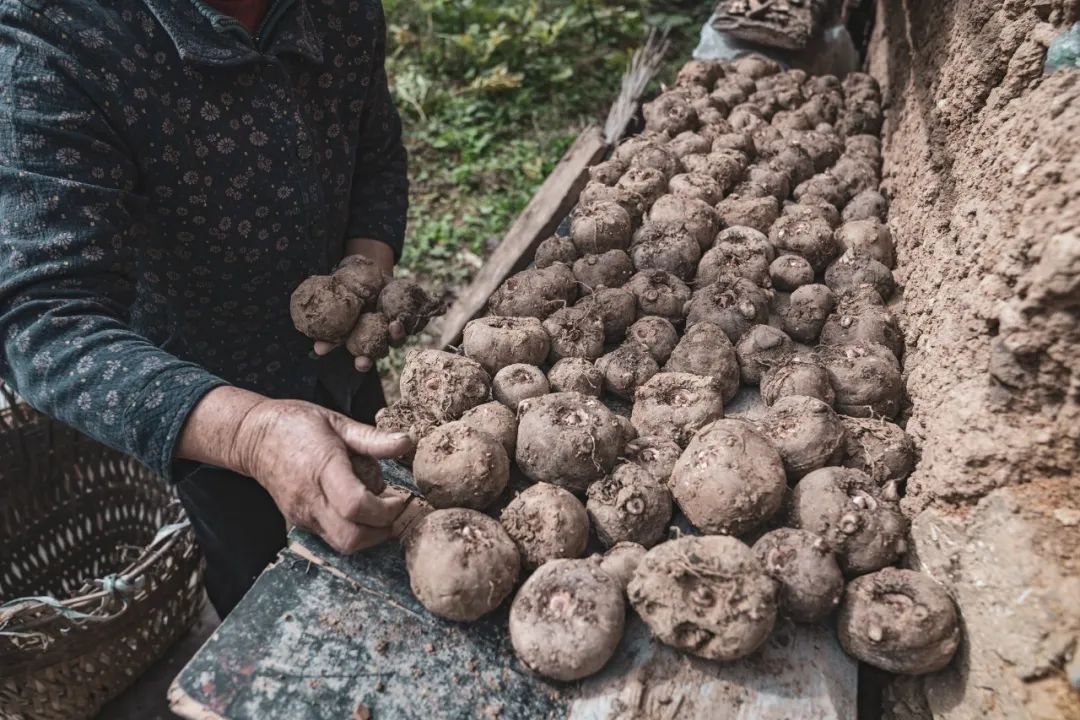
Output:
[868,1,1080,718]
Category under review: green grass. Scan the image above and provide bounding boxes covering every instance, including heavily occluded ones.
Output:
[384,0,700,287]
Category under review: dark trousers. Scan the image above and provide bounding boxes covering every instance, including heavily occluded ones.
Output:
[178,369,386,617]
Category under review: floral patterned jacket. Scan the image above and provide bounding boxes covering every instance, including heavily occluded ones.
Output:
[0,0,408,479]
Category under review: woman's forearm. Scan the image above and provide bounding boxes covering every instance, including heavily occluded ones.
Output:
[175,385,266,475]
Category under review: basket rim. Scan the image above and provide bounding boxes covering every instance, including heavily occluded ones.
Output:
[0,383,201,655]
[0,511,192,638]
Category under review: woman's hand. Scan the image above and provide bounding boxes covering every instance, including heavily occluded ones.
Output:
[177,387,412,554]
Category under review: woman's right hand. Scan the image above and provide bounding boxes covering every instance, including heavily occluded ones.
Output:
[178,387,412,554]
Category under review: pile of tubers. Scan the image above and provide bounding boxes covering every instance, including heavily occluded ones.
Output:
[350,57,958,683]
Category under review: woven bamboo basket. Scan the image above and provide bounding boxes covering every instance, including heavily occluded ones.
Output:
[0,384,204,720]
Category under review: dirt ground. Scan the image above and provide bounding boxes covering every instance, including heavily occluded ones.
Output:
[96,602,219,720]
[868,1,1079,717]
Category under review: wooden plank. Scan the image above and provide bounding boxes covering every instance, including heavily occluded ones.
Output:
[169,533,855,720]
[169,463,856,720]
[437,125,608,349]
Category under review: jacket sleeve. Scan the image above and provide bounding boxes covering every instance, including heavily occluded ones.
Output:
[0,18,226,479]
[342,1,409,259]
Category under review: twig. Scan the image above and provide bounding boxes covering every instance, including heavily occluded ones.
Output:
[603,28,671,145]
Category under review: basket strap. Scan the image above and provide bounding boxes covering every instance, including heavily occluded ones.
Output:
[0,519,193,635]
[150,520,192,547]
[0,596,120,627]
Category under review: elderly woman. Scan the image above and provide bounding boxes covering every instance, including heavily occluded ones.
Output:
[0,0,413,616]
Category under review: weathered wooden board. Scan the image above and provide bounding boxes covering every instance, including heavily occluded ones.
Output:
[169,459,856,720]
[437,126,608,349]
[170,540,854,720]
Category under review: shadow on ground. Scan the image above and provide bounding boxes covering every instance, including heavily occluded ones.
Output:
[97,600,219,720]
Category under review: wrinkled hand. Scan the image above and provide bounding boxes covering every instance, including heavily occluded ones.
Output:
[314,239,405,372]
[231,399,412,554]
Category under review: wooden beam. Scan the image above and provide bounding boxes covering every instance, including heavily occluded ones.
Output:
[437,125,608,349]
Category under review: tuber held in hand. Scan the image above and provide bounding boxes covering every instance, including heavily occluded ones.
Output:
[333,255,388,309]
[345,312,390,362]
[377,279,443,335]
[290,274,362,343]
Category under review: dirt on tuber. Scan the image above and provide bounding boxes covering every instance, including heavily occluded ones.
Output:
[631,372,725,448]
[752,528,844,623]
[488,264,577,320]
[462,316,550,376]
[595,342,660,400]
[405,508,520,622]
[837,568,960,675]
[509,558,625,681]
[458,401,518,458]
[586,463,673,549]
[413,421,509,511]
[492,363,549,411]
[515,392,624,493]
[670,419,786,537]
[501,483,590,570]
[755,395,846,480]
[663,321,741,403]
[790,467,907,576]
[290,274,362,343]
[547,357,603,397]
[625,316,680,364]
[628,535,778,661]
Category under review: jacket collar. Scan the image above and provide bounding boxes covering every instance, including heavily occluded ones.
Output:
[141,0,323,67]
